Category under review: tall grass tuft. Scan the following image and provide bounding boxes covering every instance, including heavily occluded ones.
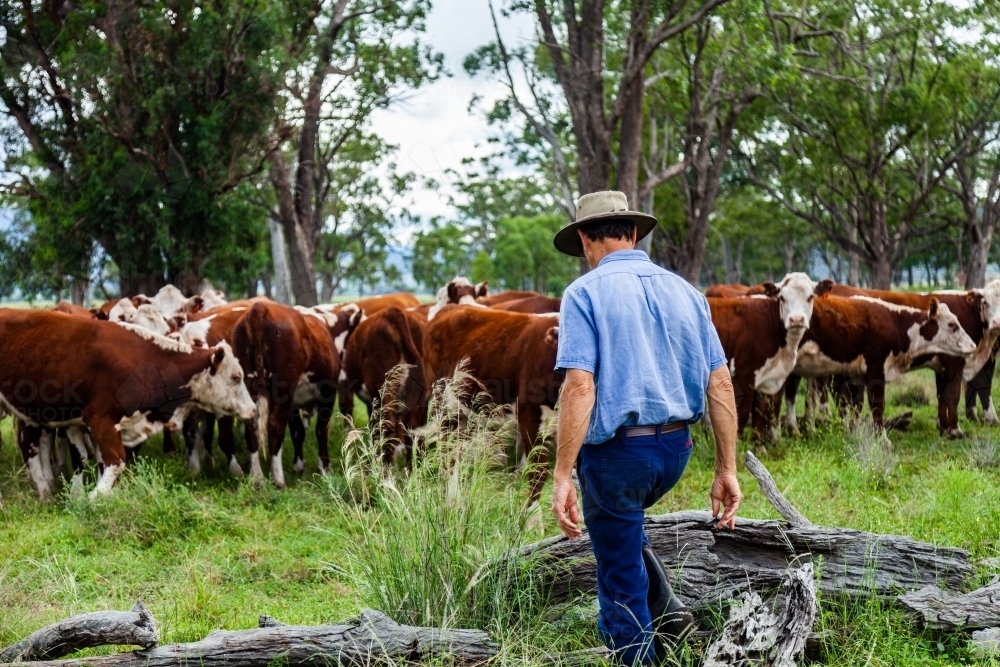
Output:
[846,418,896,487]
[967,436,1000,469]
[327,366,563,656]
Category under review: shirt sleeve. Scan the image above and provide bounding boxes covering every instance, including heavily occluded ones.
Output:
[555,287,598,374]
[702,296,727,371]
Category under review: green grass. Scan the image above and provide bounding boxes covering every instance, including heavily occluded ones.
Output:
[2,370,1000,665]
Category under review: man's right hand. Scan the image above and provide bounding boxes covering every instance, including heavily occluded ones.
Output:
[710,471,742,530]
[551,476,583,539]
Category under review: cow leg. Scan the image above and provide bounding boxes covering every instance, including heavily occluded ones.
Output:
[289,410,307,474]
[216,417,243,477]
[86,418,128,498]
[18,422,54,502]
[936,358,964,438]
[519,402,547,530]
[247,398,268,486]
[315,406,333,475]
[162,429,176,455]
[37,429,58,495]
[338,383,355,421]
[54,428,69,482]
[266,404,293,490]
[784,376,800,433]
[202,413,217,467]
[808,376,832,422]
[866,376,887,432]
[183,418,204,475]
[66,426,90,496]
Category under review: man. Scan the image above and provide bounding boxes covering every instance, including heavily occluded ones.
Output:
[551,191,742,666]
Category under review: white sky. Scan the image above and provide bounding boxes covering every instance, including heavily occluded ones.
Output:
[368,0,536,231]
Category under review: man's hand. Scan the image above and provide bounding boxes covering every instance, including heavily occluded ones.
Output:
[551,476,583,539]
[711,471,742,530]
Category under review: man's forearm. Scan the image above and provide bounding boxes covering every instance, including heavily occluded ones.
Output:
[707,366,738,473]
[555,369,596,481]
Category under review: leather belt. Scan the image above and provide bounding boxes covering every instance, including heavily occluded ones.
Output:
[622,421,686,438]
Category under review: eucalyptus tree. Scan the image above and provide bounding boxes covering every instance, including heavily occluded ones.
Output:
[267,0,440,306]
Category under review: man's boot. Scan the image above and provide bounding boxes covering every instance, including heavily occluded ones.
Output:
[643,545,695,648]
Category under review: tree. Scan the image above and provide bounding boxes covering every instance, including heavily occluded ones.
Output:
[267,0,440,306]
[492,214,578,293]
[410,220,473,291]
[745,0,1000,289]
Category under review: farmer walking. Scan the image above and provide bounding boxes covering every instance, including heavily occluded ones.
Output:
[551,191,742,666]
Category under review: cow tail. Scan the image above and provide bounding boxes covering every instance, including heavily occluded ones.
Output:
[236,302,272,458]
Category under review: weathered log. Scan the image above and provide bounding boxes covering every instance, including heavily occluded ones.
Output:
[521,510,973,610]
[0,609,496,667]
[702,561,818,667]
[898,583,1000,630]
[0,601,157,662]
[970,628,1000,658]
[744,452,811,527]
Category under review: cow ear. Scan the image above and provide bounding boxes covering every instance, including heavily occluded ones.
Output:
[966,291,978,305]
[814,279,834,298]
[476,280,489,298]
[929,297,940,319]
[350,309,364,329]
[89,308,102,319]
[447,282,459,302]
[210,347,226,375]
[762,281,779,297]
[189,296,204,313]
[544,326,559,346]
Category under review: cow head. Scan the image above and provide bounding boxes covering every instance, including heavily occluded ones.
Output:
[763,273,833,331]
[199,289,228,312]
[428,277,483,320]
[131,305,172,336]
[150,284,189,320]
[916,299,977,358]
[971,279,1000,331]
[188,342,256,420]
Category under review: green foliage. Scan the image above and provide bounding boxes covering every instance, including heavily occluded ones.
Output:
[410,220,473,291]
[493,215,577,293]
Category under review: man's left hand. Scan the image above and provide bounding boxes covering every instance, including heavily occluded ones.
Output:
[711,471,742,530]
[551,476,583,539]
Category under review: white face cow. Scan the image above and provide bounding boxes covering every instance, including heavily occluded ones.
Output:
[428,277,484,320]
[762,272,834,331]
[150,285,189,320]
[109,299,172,336]
[976,280,1000,331]
[187,342,256,421]
[909,300,978,362]
[107,298,137,323]
[198,288,228,312]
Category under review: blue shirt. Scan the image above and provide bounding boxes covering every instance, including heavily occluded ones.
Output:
[555,249,727,444]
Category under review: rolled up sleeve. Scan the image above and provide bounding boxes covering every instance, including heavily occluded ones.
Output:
[702,298,727,371]
[555,287,598,374]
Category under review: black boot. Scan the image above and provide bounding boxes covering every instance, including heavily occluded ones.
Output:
[643,545,695,652]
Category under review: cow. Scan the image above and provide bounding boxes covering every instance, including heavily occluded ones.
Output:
[232,301,341,488]
[789,296,977,431]
[491,295,561,314]
[53,302,97,319]
[427,278,484,320]
[423,305,561,507]
[339,306,428,463]
[0,309,255,498]
[821,282,1000,436]
[476,290,540,307]
[108,299,174,336]
[708,273,834,440]
[315,292,419,316]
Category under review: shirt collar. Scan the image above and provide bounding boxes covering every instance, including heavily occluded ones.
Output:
[597,249,650,267]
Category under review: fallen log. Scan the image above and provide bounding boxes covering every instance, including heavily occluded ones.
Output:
[0,601,157,662]
[970,628,1000,658]
[522,510,972,610]
[898,583,1000,630]
[0,609,497,667]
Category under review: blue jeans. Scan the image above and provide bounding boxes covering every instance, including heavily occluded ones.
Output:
[578,426,693,666]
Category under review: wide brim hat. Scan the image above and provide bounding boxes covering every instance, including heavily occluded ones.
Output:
[553,191,658,257]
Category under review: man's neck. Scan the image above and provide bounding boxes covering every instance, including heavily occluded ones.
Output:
[586,241,636,268]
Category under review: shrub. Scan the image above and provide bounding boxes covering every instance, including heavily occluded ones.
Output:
[892,384,930,408]
[846,419,896,487]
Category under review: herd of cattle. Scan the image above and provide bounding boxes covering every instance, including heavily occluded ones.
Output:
[0,272,998,506]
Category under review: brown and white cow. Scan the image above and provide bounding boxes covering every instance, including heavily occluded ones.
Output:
[314,292,419,317]
[824,281,1000,435]
[476,290,540,307]
[232,301,341,488]
[0,310,255,498]
[791,296,976,430]
[424,305,561,505]
[427,278,485,320]
[339,306,429,462]
[491,295,561,314]
[708,273,834,439]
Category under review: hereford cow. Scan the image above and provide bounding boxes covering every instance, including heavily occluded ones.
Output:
[232,301,341,488]
[790,296,976,430]
[0,310,255,498]
[427,278,484,320]
[476,290,540,307]
[315,292,419,316]
[822,282,1000,436]
[492,295,562,314]
[424,305,561,505]
[708,273,834,439]
[339,306,428,462]
[53,302,96,319]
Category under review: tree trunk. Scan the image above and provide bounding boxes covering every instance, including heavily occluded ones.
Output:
[870,254,893,290]
[615,4,649,212]
[966,223,995,289]
[70,278,89,307]
[269,155,317,306]
[268,216,293,304]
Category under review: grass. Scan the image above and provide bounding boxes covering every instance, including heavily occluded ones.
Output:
[1,369,1000,665]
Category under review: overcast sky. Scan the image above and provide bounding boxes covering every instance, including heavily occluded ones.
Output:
[368,0,536,230]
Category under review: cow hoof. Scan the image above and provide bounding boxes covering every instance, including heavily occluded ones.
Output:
[945,427,966,440]
[38,489,55,503]
[985,417,1000,427]
[273,480,286,491]
[966,410,981,424]
[229,459,244,478]
[293,459,305,474]
[318,462,328,476]
[205,455,216,470]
